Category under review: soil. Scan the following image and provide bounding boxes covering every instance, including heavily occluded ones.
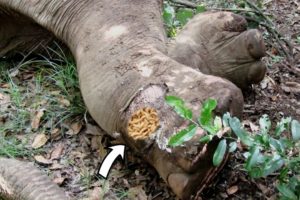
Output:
[0,0,299,200]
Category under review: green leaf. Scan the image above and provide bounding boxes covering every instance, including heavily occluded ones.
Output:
[176,8,194,26]
[198,99,218,134]
[291,120,300,141]
[245,145,260,170]
[199,99,217,131]
[199,135,213,143]
[277,183,298,200]
[163,3,175,27]
[228,142,237,152]
[214,116,222,132]
[200,125,216,135]
[288,177,300,196]
[262,155,284,177]
[213,139,227,166]
[275,117,291,136]
[269,138,284,154]
[168,124,197,147]
[229,117,254,146]
[222,112,231,127]
[165,96,193,120]
[174,105,193,120]
[165,95,184,107]
[249,167,263,178]
[279,167,289,181]
[196,4,206,13]
[259,114,271,135]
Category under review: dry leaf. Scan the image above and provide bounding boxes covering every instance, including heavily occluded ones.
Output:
[0,92,10,112]
[227,185,239,195]
[32,133,48,149]
[50,128,61,140]
[50,163,65,170]
[53,177,66,186]
[66,122,82,135]
[91,135,103,151]
[89,181,117,200]
[59,98,70,107]
[34,155,52,165]
[31,109,45,130]
[50,91,61,95]
[50,143,64,160]
[257,183,269,194]
[0,83,9,88]
[220,193,228,198]
[127,185,147,200]
[282,82,300,94]
[89,187,102,200]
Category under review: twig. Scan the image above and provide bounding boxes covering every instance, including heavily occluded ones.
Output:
[169,0,197,9]
[170,0,266,15]
[245,0,293,59]
[209,7,269,15]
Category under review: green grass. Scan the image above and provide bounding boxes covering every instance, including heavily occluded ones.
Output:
[0,49,86,158]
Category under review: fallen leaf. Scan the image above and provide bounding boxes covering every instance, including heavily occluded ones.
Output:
[89,187,102,200]
[31,109,45,130]
[127,185,147,200]
[50,128,61,140]
[0,83,9,88]
[89,181,117,200]
[91,135,103,151]
[227,185,239,195]
[281,82,300,94]
[50,143,64,160]
[50,90,61,95]
[0,92,10,112]
[50,163,65,170]
[52,177,66,186]
[257,183,269,194]
[34,155,52,165]
[220,193,228,198]
[32,133,48,149]
[66,122,82,135]
[70,151,87,159]
[59,98,70,107]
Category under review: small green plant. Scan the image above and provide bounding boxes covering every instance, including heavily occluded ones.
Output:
[166,96,300,199]
[296,36,300,44]
[0,49,86,158]
[162,2,206,37]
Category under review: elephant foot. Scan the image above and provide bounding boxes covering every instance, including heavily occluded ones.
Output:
[119,66,243,199]
[168,11,266,89]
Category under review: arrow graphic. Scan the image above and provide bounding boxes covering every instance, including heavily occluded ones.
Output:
[98,145,125,179]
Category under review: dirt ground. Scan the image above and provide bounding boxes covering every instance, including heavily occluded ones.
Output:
[0,0,299,200]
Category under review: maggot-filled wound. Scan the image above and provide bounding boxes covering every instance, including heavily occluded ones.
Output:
[127,107,159,140]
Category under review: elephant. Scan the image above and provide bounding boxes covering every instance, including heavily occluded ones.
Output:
[0,0,266,199]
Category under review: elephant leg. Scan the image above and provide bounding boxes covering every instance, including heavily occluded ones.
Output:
[168,11,266,89]
[0,9,54,57]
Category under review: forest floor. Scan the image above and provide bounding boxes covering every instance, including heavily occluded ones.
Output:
[0,0,299,200]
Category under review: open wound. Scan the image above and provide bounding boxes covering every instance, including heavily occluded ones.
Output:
[127,107,159,140]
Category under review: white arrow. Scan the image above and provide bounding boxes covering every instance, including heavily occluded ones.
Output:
[98,145,125,179]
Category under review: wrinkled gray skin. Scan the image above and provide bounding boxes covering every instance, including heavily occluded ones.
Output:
[0,0,266,199]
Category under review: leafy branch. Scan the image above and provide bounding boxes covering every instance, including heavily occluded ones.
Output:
[166,96,300,199]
